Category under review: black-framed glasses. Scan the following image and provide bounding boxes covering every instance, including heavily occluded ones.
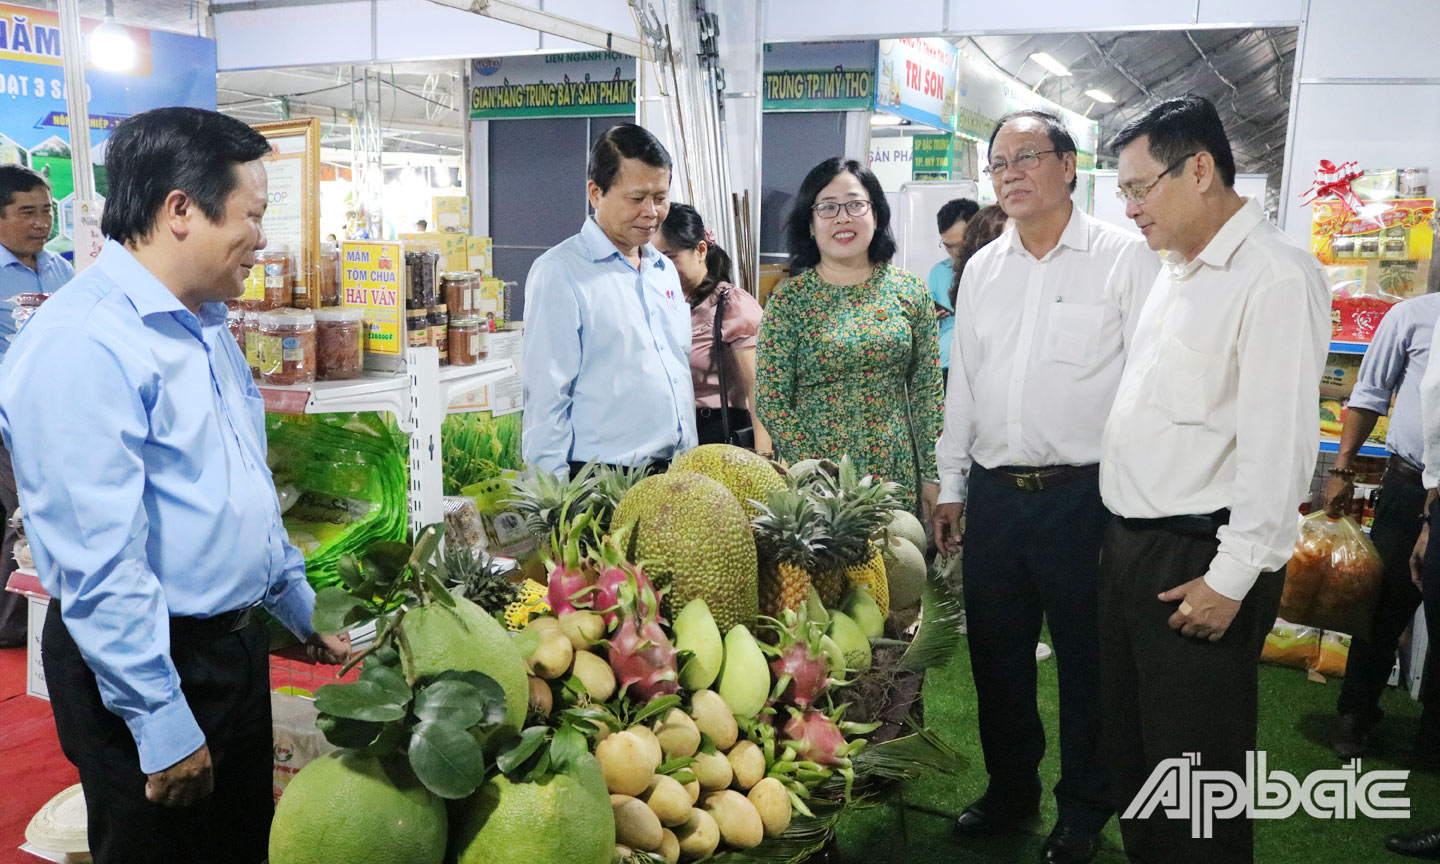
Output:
[983,149,1060,177]
[1115,152,1198,203]
[812,200,872,219]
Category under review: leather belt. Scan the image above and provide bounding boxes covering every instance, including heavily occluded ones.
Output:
[989,463,1100,493]
[169,605,260,639]
[1120,509,1231,538]
[1386,454,1424,487]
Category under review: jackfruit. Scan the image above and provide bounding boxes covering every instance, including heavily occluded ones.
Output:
[669,444,785,520]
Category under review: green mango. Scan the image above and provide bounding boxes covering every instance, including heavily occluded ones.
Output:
[716,625,770,718]
[826,611,872,673]
[818,635,847,683]
[842,588,885,640]
[805,586,829,628]
[674,597,724,691]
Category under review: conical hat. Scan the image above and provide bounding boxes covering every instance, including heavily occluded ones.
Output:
[25,783,89,855]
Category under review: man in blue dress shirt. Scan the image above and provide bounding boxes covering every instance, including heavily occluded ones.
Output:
[521,123,697,477]
[0,164,74,648]
[1322,292,1440,766]
[0,108,348,864]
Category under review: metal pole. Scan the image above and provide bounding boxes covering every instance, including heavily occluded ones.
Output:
[57,0,95,202]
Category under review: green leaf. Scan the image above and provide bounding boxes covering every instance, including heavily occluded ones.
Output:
[314,681,408,722]
[630,694,681,726]
[495,726,549,775]
[549,723,588,772]
[522,749,552,784]
[311,586,372,635]
[366,542,413,587]
[359,664,412,703]
[657,757,696,774]
[668,769,696,786]
[414,679,488,728]
[367,644,402,669]
[337,555,366,591]
[408,719,487,799]
[409,524,445,578]
[316,714,385,750]
[427,671,509,728]
[510,629,542,659]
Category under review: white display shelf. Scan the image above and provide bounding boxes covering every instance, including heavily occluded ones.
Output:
[257,358,514,427]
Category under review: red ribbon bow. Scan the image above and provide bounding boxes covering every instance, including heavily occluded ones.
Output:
[1301,159,1384,233]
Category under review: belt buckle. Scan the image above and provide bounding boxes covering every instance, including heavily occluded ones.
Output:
[1012,471,1043,492]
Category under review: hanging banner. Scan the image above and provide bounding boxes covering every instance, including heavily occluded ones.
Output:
[762,41,876,111]
[954,46,1099,160]
[874,38,957,132]
[0,3,216,261]
[469,51,636,119]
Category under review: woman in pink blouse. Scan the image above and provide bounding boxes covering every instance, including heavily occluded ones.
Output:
[653,204,772,454]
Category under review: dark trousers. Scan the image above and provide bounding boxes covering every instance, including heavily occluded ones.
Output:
[963,465,1112,831]
[1420,498,1440,735]
[43,604,274,864]
[1339,468,1427,722]
[0,444,23,645]
[1099,517,1285,864]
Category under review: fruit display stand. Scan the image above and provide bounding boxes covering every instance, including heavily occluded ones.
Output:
[267,450,962,864]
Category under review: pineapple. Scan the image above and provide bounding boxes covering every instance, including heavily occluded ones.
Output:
[503,579,550,630]
[752,489,829,618]
[507,464,600,548]
[590,461,653,530]
[810,457,902,615]
[444,543,521,613]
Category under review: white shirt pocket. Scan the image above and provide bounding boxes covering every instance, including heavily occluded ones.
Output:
[1155,337,1224,425]
[1045,302,1104,366]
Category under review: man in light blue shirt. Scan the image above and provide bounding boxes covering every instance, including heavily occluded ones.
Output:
[0,164,74,649]
[925,197,977,387]
[1322,292,1440,765]
[522,123,697,477]
[0,164,74,357]
[0,108,347,864]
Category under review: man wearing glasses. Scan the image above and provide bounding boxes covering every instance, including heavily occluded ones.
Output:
[0,164,73,650]
[1099,96,1330,864]
[933,110,1158,864]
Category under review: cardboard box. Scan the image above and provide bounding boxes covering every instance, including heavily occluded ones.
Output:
[467,237,494,278]
[477,277,506,325]
[431,196,470,234]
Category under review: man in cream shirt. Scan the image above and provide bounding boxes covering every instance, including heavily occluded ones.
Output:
[1100,96,1330,864]
[932,109,1158,864]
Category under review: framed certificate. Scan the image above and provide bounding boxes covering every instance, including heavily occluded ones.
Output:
[252,119,321,307]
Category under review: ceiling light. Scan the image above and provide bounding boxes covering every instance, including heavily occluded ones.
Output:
[1029,52,1071,77]
[870,114,904,126]
[89,16,137,71]
[1084,89,1115,104]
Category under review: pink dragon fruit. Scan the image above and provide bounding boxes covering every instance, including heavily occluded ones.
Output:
[593,563,659,628]
[761,607,838,708]
[545,512,598,616]
[608,615,680,702]
[782,709,850,768]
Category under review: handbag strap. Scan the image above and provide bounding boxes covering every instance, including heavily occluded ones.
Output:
[712,286,732,444]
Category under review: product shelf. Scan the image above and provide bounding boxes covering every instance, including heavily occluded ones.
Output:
[1329,340,1370,355]
[257,358,514,424]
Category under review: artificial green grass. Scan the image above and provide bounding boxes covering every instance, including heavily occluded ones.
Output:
[836,630,1438,861]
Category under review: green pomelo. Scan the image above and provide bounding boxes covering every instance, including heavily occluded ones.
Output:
[269,752,446,864]
[451,754,614,864]
[404,596,528,733]
[611,472,758,631]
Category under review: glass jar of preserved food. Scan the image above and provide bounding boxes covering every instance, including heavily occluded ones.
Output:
[314,307,364,381]
[242,244,292,311]
[257,309,317,385]
[441,271,479,317]
[429,304,449,366]
[407,308,430,348]
[243,312,262,378]
[448,317,486,366]
[318,242,341,306]
[226,308,246,351]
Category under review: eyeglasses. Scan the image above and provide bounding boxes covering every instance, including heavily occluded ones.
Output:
[812,200,872,219]
[983,149,1060,177]
[1115,152,1198,203]
[940,240,965,254]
